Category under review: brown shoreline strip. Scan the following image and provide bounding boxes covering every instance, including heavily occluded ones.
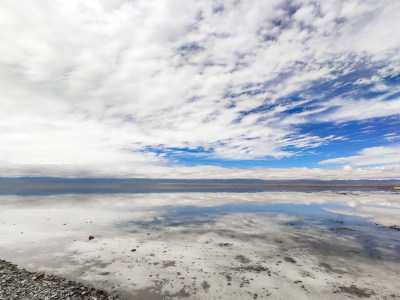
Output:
[0,259,119,300]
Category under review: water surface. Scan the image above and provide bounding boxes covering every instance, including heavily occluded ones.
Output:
[0,190,399,299]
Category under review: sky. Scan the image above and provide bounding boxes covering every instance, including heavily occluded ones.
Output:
[1,0,400,179]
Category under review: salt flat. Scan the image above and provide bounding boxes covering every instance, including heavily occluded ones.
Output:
[0,191,399,299]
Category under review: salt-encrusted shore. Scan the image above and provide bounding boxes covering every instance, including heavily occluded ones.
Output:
[0,259,119,300]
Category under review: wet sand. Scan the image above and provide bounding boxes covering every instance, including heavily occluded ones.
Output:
[0,191,399,299]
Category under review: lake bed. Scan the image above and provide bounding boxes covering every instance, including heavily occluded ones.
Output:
[0,190,399,299]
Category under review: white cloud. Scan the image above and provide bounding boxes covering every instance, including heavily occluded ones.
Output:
[315,96,400,123]
[384,133,400,142]
[320,144,400,166]
[0,0,400,176]
[2,160,400,180]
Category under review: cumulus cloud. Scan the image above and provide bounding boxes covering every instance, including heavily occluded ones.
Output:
[0,0,400,177]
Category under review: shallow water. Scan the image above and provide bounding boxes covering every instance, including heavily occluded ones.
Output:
[0,191,399,299]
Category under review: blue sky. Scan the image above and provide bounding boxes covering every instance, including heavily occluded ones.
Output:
[1,0,400,179]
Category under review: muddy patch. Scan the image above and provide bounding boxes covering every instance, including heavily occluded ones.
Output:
[338,285,375,298]
[218,242,233,247]
[162,260,176,268]
[235,255,251,264]
[232,265,271,275]
[201,281,210,292]
[284,257,296,264]
[319,263,346,274]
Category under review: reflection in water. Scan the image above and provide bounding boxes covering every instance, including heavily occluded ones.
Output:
[0,191,399,299]
[126,201,400,262]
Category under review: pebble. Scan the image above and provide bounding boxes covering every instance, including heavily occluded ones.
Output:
[0,259,119,300]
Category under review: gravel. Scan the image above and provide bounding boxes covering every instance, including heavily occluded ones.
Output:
[0,259,119,300]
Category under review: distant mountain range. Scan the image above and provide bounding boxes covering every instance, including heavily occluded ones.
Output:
[0,177,399,196]
[1,177,400,185]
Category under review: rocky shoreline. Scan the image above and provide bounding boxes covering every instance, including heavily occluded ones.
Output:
[0,259,119,300]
